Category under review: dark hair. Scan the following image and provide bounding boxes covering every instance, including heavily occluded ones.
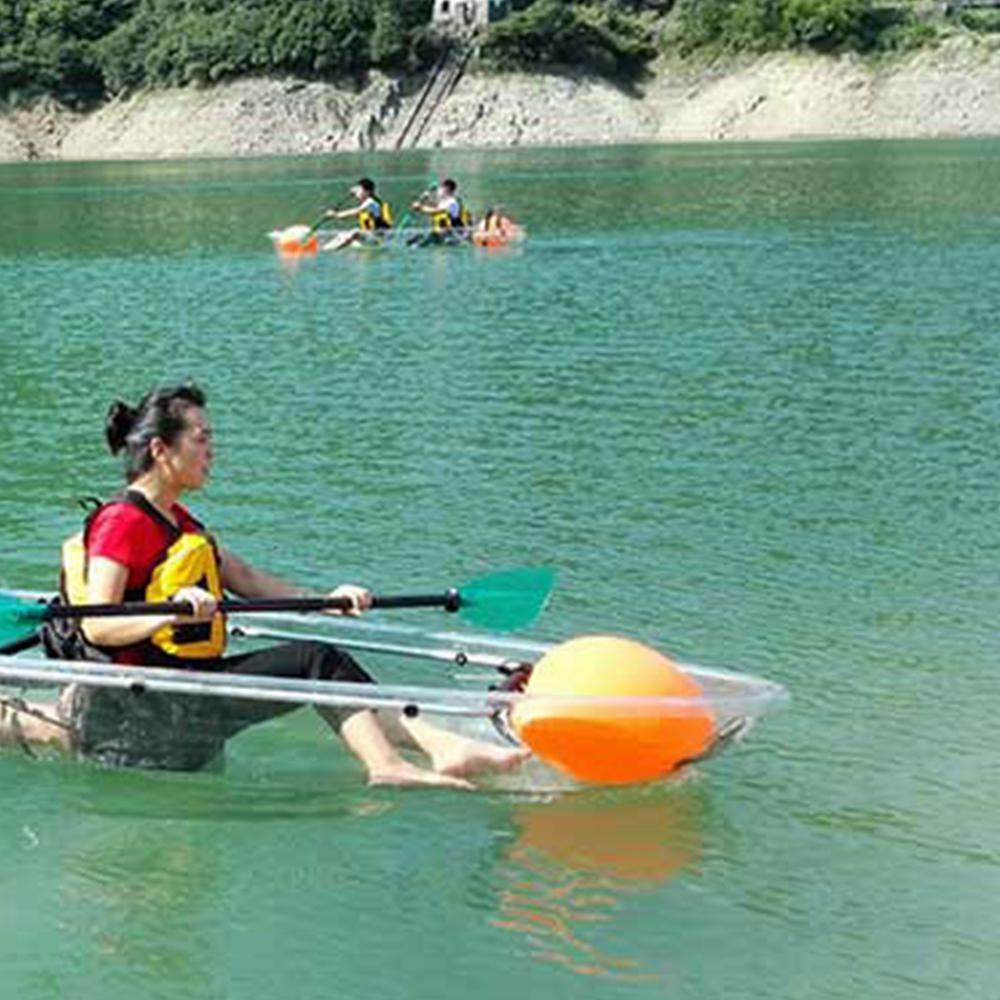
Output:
[105,383,206,482]
[357,177,376,194]
[441,178,457,193]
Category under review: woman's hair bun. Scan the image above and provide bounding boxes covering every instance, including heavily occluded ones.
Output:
[105,399,139,455]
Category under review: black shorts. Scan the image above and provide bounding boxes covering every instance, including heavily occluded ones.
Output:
[59,641,373,771]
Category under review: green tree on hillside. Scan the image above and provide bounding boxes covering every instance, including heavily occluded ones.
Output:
[481,0,657,78]
[0,0,943,108]
[1,0,434,105]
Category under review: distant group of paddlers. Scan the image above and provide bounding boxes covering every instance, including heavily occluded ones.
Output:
[319,177,523,251]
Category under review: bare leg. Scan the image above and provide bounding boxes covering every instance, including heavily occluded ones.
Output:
[0,698,72,754]
[394,715,530,778]
[326,708,473,789]
[323,230,359,252]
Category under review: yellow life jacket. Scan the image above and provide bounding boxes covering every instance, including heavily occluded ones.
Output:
[61,531,91,608]
[60,492,227,660]
[431,202,471,234]
[146,532,226,658]
[358,197,393,232]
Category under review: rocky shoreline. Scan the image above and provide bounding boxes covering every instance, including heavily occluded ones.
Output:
[2,37,999,161]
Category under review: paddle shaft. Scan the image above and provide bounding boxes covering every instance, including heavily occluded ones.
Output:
[2,566,552,637]
[310,193,353,234]
[40,590,461,620]
[392,182,436,238]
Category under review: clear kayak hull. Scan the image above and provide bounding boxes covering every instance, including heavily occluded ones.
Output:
[0,601,787,789]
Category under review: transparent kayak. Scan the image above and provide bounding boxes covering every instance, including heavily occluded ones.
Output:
[0,607,788,788]
[268,226,524,255]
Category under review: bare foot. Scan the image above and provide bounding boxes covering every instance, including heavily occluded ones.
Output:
[367,759,474,790]
[0,699,71,753]
[432,737,531,779]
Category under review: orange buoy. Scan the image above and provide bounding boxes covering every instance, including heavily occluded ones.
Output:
[273,226,318,256]
[471,231,503,248]
[471,215,523,249]
[510,635,715,785]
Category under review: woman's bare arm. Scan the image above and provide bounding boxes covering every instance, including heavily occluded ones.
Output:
[220,548,370,614]
[81,555,178,646]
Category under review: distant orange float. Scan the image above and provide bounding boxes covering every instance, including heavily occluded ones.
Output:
[510,635,715,785]
[471,216,523,249]
[272,226,318,256]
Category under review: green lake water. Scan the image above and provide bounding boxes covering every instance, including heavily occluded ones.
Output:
[1,139,998,998]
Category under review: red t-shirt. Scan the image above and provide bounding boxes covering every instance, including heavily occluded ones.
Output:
[87,499,202,591]
[85,498,206,664]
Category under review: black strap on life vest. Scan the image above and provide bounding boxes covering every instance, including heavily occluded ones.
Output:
[372,197,391,230]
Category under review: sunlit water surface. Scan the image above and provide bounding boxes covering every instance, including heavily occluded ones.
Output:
[1,140,998,998]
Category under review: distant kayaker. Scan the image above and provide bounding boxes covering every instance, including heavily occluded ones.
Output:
[323,177,394,251]
[0,383,526,787]
[473,206,522,248]
[410,178,472,244]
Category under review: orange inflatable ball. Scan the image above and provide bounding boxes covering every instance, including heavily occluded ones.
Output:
[275,226,318,256]
[510,635,715,786]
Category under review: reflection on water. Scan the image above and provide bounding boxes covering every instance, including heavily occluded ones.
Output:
[62,824,223,993]
[489,783,706,983]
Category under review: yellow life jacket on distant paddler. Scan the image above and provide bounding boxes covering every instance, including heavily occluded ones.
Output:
[431,200,471,234]
[358,196,393,232]
[59,491,227,661]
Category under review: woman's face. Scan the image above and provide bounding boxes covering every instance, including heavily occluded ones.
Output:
[158,405,213,491]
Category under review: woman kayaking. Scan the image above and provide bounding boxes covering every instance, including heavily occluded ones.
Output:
[0,384,527,787]
[472,206,523,248]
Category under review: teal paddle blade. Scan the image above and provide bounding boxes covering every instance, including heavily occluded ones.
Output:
[0,592,48,646]
[456,567,555,632]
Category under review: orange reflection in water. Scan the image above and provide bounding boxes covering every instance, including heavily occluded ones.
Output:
[491,785,705,983]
